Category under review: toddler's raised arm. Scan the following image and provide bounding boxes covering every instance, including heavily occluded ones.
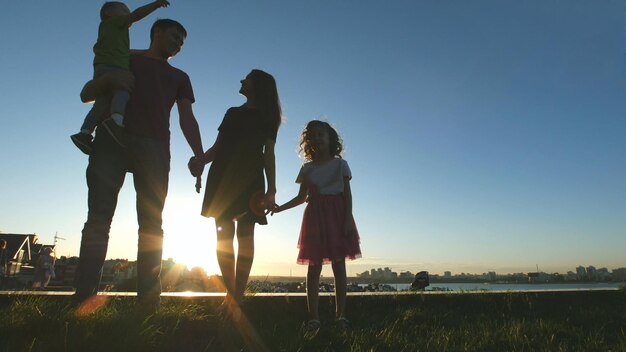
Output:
[129,0,170,24]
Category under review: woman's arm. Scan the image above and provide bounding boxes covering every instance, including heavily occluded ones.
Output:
[202,133,223,164]
[263,138,277,206]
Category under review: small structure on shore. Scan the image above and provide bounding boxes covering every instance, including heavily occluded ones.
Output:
[410,271,430,291]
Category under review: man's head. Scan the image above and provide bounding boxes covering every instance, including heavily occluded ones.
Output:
[100,2,130,20]
[0,239,6,249]
[150,19,187,59]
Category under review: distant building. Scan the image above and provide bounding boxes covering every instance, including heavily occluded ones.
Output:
[586,266,597,280]
[0,233,36,276]
[399,271,413,279]
[566,271,577,281]
[51,256,78,287]
[444,271,452,278]
[361,267,403,280]
[357,270,370,278]
[576,266,586,280]
[612,268,626,281]
[596,268,610,281]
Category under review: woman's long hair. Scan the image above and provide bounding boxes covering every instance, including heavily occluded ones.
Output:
[249,69,282,132]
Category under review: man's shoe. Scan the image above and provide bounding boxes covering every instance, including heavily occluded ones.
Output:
[70,133,93,155]
[102,118,126,147]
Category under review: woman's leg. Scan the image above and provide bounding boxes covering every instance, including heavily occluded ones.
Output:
[234,221,255,303]
[215,219,236,303]
[331,260,347,318]
[306,263,323,321]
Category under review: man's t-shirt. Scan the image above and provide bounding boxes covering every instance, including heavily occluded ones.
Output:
[125,55,195,142]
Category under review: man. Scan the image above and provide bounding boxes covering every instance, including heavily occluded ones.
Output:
[74,19,204,309]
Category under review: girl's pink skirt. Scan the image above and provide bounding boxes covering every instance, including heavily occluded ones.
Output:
[297,194,361,265]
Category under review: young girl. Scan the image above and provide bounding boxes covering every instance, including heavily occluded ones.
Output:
[274,120,361,333]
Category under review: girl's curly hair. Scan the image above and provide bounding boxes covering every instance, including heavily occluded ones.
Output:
[298,120,343,161]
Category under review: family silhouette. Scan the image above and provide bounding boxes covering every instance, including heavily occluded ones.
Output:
[72,1,362,334]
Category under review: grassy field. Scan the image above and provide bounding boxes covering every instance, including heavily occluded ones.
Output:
[0,290,624,352]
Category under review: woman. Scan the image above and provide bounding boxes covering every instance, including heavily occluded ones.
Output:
[191,69,281,313]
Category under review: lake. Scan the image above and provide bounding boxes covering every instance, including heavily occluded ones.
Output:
[379,282,623,292]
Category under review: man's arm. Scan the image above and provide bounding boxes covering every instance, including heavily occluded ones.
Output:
[129,0,170,24]
[80,70,134,103]
[177,98,204,157]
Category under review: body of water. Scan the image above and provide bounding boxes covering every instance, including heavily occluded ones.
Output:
[362,282,623,292]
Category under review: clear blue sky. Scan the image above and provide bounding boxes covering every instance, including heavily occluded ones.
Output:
[1,1,625,277]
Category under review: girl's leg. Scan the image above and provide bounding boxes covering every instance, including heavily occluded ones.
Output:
[331,260,347,319]
[215,219,236,303]
[306,263,323,321]
[234,221,255,303]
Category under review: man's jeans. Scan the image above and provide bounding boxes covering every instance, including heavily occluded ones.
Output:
[74,128,170,302]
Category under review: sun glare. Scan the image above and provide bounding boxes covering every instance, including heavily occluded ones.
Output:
[161,198,220,275]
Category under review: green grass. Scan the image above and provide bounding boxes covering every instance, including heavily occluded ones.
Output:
[0,291,625,351]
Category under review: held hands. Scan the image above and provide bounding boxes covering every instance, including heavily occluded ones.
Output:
[188,156,205,193]
[188,155,205,177]
[269,204,281,216]
[264,191,278,215]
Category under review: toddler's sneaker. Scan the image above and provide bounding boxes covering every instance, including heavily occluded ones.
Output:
[102,118,126,147]
[71,133,93,155]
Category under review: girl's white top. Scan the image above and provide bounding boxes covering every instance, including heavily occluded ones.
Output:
[296,158,352,195]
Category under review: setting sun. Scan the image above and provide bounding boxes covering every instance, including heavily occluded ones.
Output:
[161,197,220,275]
